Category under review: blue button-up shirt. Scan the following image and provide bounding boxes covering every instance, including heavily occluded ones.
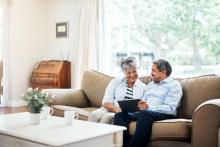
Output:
[143,76,183,116]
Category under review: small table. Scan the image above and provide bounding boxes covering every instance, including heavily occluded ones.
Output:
[0,112,126,147]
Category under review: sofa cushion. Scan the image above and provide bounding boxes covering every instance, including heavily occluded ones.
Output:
[178,75,220,118]
[81,70,113,107]
[129,119,192,141]
[52,105,98,121]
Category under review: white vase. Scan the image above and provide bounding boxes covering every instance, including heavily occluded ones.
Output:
[30,113,41,125]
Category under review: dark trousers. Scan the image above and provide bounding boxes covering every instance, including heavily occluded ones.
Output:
[113,110,174,147]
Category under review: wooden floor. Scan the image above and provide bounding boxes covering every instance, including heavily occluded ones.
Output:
[0,106,29,115]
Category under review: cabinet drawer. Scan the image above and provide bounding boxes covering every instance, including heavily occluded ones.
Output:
[32,73,57,78]
[31,77,58,85]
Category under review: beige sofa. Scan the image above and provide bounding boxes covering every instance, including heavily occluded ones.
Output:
[46,70,220,147]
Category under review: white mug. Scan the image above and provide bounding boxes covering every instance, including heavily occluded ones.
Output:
[64,111,79,125]
[41,107,53,120]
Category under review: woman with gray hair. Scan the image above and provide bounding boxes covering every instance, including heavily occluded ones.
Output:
[88,57,147,124]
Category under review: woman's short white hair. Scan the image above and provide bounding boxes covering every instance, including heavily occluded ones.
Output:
[120,57,137,71]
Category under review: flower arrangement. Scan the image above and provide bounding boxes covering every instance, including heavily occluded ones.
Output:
[22,88,53,113]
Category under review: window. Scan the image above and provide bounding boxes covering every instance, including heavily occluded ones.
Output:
[0,6,2,60]
[0,4,4,106]
[99,0,220,77]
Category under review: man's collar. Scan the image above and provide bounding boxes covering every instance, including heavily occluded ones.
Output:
[162,76,172,83]
[154,76,172,84]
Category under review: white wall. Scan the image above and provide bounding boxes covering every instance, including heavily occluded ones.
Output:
[7,0,46,106]
[44,0,80,89]
[6,0,80,106]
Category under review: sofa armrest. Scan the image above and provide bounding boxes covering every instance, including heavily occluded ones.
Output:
[192,99,220,147]
[44,89,90,108]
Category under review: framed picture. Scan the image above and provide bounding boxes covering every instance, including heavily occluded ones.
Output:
[56,22,69,38]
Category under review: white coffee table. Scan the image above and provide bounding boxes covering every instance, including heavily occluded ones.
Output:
[0,112,126,147]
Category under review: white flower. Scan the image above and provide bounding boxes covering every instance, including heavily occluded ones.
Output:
[27,88,33,92]
[22,87,53,113]
[41,90,45,94]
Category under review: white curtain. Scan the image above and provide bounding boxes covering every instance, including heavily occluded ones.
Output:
[76,0,100,87]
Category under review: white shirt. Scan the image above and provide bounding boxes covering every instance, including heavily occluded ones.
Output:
[102,77,147,107]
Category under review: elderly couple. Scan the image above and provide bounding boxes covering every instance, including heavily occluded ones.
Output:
[88,57,183,147]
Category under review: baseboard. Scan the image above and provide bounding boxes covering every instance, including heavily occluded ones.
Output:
[7,99,27,107]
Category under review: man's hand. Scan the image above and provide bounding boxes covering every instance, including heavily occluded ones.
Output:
[138,100,149,110]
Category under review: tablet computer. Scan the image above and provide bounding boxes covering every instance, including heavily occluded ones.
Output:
[118,99,140,112]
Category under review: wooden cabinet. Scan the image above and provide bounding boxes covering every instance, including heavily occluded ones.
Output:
[31,60,71,89]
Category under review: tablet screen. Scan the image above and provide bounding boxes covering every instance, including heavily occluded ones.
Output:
[118,99,140,112]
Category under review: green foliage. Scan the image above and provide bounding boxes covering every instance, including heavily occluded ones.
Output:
[105,0,220,67]
[22,88,53,113]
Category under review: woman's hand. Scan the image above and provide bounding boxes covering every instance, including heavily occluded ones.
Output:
[115,107,122,113]
[138,100,149,110]
[102,102,122,113]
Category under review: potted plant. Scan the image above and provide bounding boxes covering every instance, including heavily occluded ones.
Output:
[22,87,53,124]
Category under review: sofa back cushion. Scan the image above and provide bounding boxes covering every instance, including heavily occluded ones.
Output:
[81,70,113,107]
[82,70,220,119]
[177,75,220,118]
